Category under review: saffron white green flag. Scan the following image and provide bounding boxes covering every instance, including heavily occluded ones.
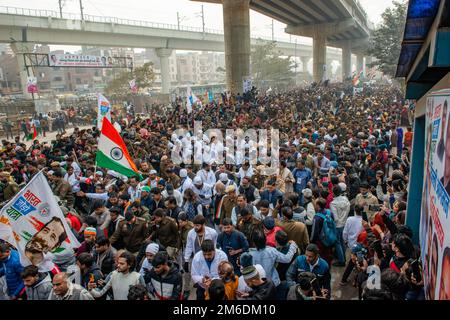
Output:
[0,171,80,266]
[97,93,112,130]
[96,117,140,178]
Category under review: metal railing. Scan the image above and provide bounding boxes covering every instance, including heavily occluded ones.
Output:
[0,5,224,35]
[0,5,370,45]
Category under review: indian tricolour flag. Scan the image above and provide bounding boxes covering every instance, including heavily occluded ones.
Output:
[96,117,140,178]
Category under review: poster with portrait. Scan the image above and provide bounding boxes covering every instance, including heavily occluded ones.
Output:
[421,88,450,300]
[0,172,80,266]
[26,76,38,93]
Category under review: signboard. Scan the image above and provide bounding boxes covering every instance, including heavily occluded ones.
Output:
[421,89,450,300]
[48,53,132,68]
[243,76,252,93]
[97,93,112,130]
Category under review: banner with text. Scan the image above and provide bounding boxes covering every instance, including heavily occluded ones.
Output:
[0,172,80,266]
[49,54,132,68]
[421,89,450,300]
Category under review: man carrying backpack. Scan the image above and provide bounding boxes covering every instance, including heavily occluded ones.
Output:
[310,198,337,267]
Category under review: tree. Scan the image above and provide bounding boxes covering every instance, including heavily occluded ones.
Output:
[251,40,297,85]
[368,1,408,77]
[105,62,155,96]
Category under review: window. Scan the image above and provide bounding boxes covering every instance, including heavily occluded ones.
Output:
[53,76,63,81]
[76,78,81,84]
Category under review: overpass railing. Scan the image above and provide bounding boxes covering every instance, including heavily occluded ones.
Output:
[0,5,225,35]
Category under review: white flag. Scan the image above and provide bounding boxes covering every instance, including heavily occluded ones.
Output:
[0,172,80,266]
[97,93,112,130]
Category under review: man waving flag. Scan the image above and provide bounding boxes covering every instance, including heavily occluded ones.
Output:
[95,117,140,178]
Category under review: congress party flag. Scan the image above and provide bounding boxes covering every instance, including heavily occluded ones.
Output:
[97,93,112,130]
[96,117,140,178]
[0,171,80,266]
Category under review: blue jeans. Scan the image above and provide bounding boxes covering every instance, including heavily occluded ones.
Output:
[334,227,346,264]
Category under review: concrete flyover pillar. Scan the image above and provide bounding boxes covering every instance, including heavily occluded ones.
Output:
[356,53,365,76]
[10,42,35,99]
[223,0,250,94]
[300,56,310,73]
[342,40,352,80]
[313,32,327,83]
[365,56,373,76]
[155,48,173,94]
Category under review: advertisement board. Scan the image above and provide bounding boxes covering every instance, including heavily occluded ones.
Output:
[421,89,450,300]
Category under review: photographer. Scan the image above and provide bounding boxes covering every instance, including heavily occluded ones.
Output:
[286,272,328,300]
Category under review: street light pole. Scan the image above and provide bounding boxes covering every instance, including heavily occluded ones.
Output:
[271,19,274,41]
[201,5,205,35]
[58,0,63,18]
[79,0,84,20]
[177,12,180,30]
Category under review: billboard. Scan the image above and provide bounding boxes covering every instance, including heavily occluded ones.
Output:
[48,53,132,68]
[421,88,450,300]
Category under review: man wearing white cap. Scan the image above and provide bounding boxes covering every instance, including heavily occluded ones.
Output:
[177,168,193,196]
[139,243,160,277]
[192,176,213,208]
[143,170,161,190]
[214,172,237,195]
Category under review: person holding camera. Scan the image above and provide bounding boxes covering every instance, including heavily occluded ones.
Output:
[286,271,329,300]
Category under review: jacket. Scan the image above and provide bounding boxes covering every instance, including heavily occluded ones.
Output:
[276,219,309,253]
[107,215,124,239]
[144,262,182,300]
[217,230,249,272]
[25,272,52,300]
[80,264,103,289]
[184,226,218,262]
[191,249,228,288]
[238,185,260,206]
[248,242,298,287]
[54,178,75,207]
[245,279,276,300]
[237,216,263,247]
[329,195,350,228]
[93,247,117,276]
[260,189,284,208]
[178,221,194,249]
[286,255,331,293]
[151,216,179,248]
[0,250,24,297]
[110,217,150,253]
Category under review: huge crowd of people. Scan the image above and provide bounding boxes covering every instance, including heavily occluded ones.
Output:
[0,81,422,301]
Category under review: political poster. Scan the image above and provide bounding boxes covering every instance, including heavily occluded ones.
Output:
[26,76,38,93]
[48,54,133,69]
[421,88,450,300]
[243,76,252,93]
[0,172,80,266]
[97,93,112,130]
[129,79,138,93]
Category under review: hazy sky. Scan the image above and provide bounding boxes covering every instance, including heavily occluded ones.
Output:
[1,0,395,50]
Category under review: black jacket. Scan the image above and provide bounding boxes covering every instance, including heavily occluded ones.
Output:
[246,279,276,300]
[80,264,103,289]
[93,247,116,276]
[143,262,182,300]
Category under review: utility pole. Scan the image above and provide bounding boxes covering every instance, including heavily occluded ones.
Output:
[79,0,84,20]
[271,19,274,41]
[201,5,205,35]
[58,0,63,18]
